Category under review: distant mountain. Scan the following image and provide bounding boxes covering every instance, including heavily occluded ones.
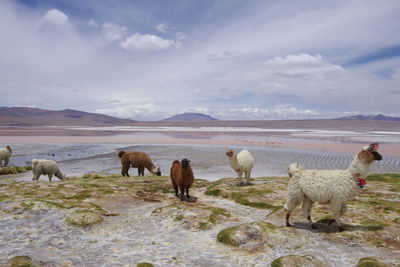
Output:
[333,114,400,121]
[160,112,218,122]
[0,107,137,126]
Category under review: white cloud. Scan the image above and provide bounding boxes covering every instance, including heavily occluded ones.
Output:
[212,106,318,120]
[102,22,127,44]
[87,19,98,27]
[155,23,168,33]
[392,68,400,79]
[207,50,239,61]
[262,54,344,78]
[95,102,168,120]
[120,33,177,51]
[42,9,69,26]
[176,32,186,40]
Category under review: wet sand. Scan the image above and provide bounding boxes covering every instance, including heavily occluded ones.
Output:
[1,126,399,181]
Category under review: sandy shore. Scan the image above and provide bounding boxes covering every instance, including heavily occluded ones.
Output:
[1,134,399,157]
[1,126,399,181]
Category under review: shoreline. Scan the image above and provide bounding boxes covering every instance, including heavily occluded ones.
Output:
[1,134,399,157]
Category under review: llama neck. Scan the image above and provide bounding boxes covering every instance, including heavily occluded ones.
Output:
[181,166,193,176]
[228,156,240,169]
[347,155,371,178]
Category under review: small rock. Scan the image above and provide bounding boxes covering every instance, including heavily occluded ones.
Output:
[65,210,103,227]
[357,257,388,267]
[270,255,325,267]
[217,222,276,250]
[8,255,44,267]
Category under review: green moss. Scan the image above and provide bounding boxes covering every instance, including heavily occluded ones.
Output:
[271,255,324,267]
[0,166,31,176]
[204,188,222,196]
[258,222,277,232]
[136,263,154,267]
[204,207,231,224]
[367,174,400,192]
[0,194,10,202]
[361,219,388,231]
[175,215,184,221]
[217,224,240,245]
[357,257,388,267]
[20,200,34,209]
[270,257,284,267]
[65,210,103,227]
[205,180,282,211]
[217,222,276,246]
[393,217,400,224]
[231,191,281,211]
[199,222,209,230]
[371,239,385,248]
[8,255,43,267]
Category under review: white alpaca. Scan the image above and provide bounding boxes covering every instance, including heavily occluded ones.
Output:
[0,146,12,167]
[226,149,254,185]
[284,143,382,231]
[32,159,65,181]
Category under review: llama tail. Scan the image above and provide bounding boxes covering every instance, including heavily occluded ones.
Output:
[118,151,125,158]
[288,162,302,178]
[32,159,39,167]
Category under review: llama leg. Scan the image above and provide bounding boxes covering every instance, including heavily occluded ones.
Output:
[172,181,179,197]
[121,163,130,177]
[139,166,145,176]
[48,174,53,181]
[174,185,179,197]
[340,202,347,216]
[186,186,190,199]
[179,185,185,201]
[237,171,243,185]
[4,159,9,166]
[302,196,315,228]
[284,197,302,227]
[331,201,345,231]
[245,170,251,185]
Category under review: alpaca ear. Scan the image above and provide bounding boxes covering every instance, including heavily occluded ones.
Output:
[369,143,379,151]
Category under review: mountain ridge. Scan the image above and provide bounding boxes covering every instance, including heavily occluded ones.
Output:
[0,107,137,126]
[160,112,219,122]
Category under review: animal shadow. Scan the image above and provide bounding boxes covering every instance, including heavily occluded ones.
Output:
[178,193,198,203]
[292,219,383,233]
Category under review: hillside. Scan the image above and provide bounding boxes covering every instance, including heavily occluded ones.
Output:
[160,112,218,122]
[0,107,137,126]
[334,114,400,121]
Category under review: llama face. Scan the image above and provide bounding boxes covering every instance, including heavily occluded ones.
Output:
[6,146,12,153]
[358,143,382,163]
[181,158,191,168]
[225,149,234,158]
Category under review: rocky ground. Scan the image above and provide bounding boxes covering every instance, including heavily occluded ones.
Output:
[0,172,399,267]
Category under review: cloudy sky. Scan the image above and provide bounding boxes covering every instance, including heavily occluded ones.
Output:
[1,0,399,120]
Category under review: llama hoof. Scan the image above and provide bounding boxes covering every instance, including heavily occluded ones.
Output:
[286,222,292,227]
[328,219,335,225]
